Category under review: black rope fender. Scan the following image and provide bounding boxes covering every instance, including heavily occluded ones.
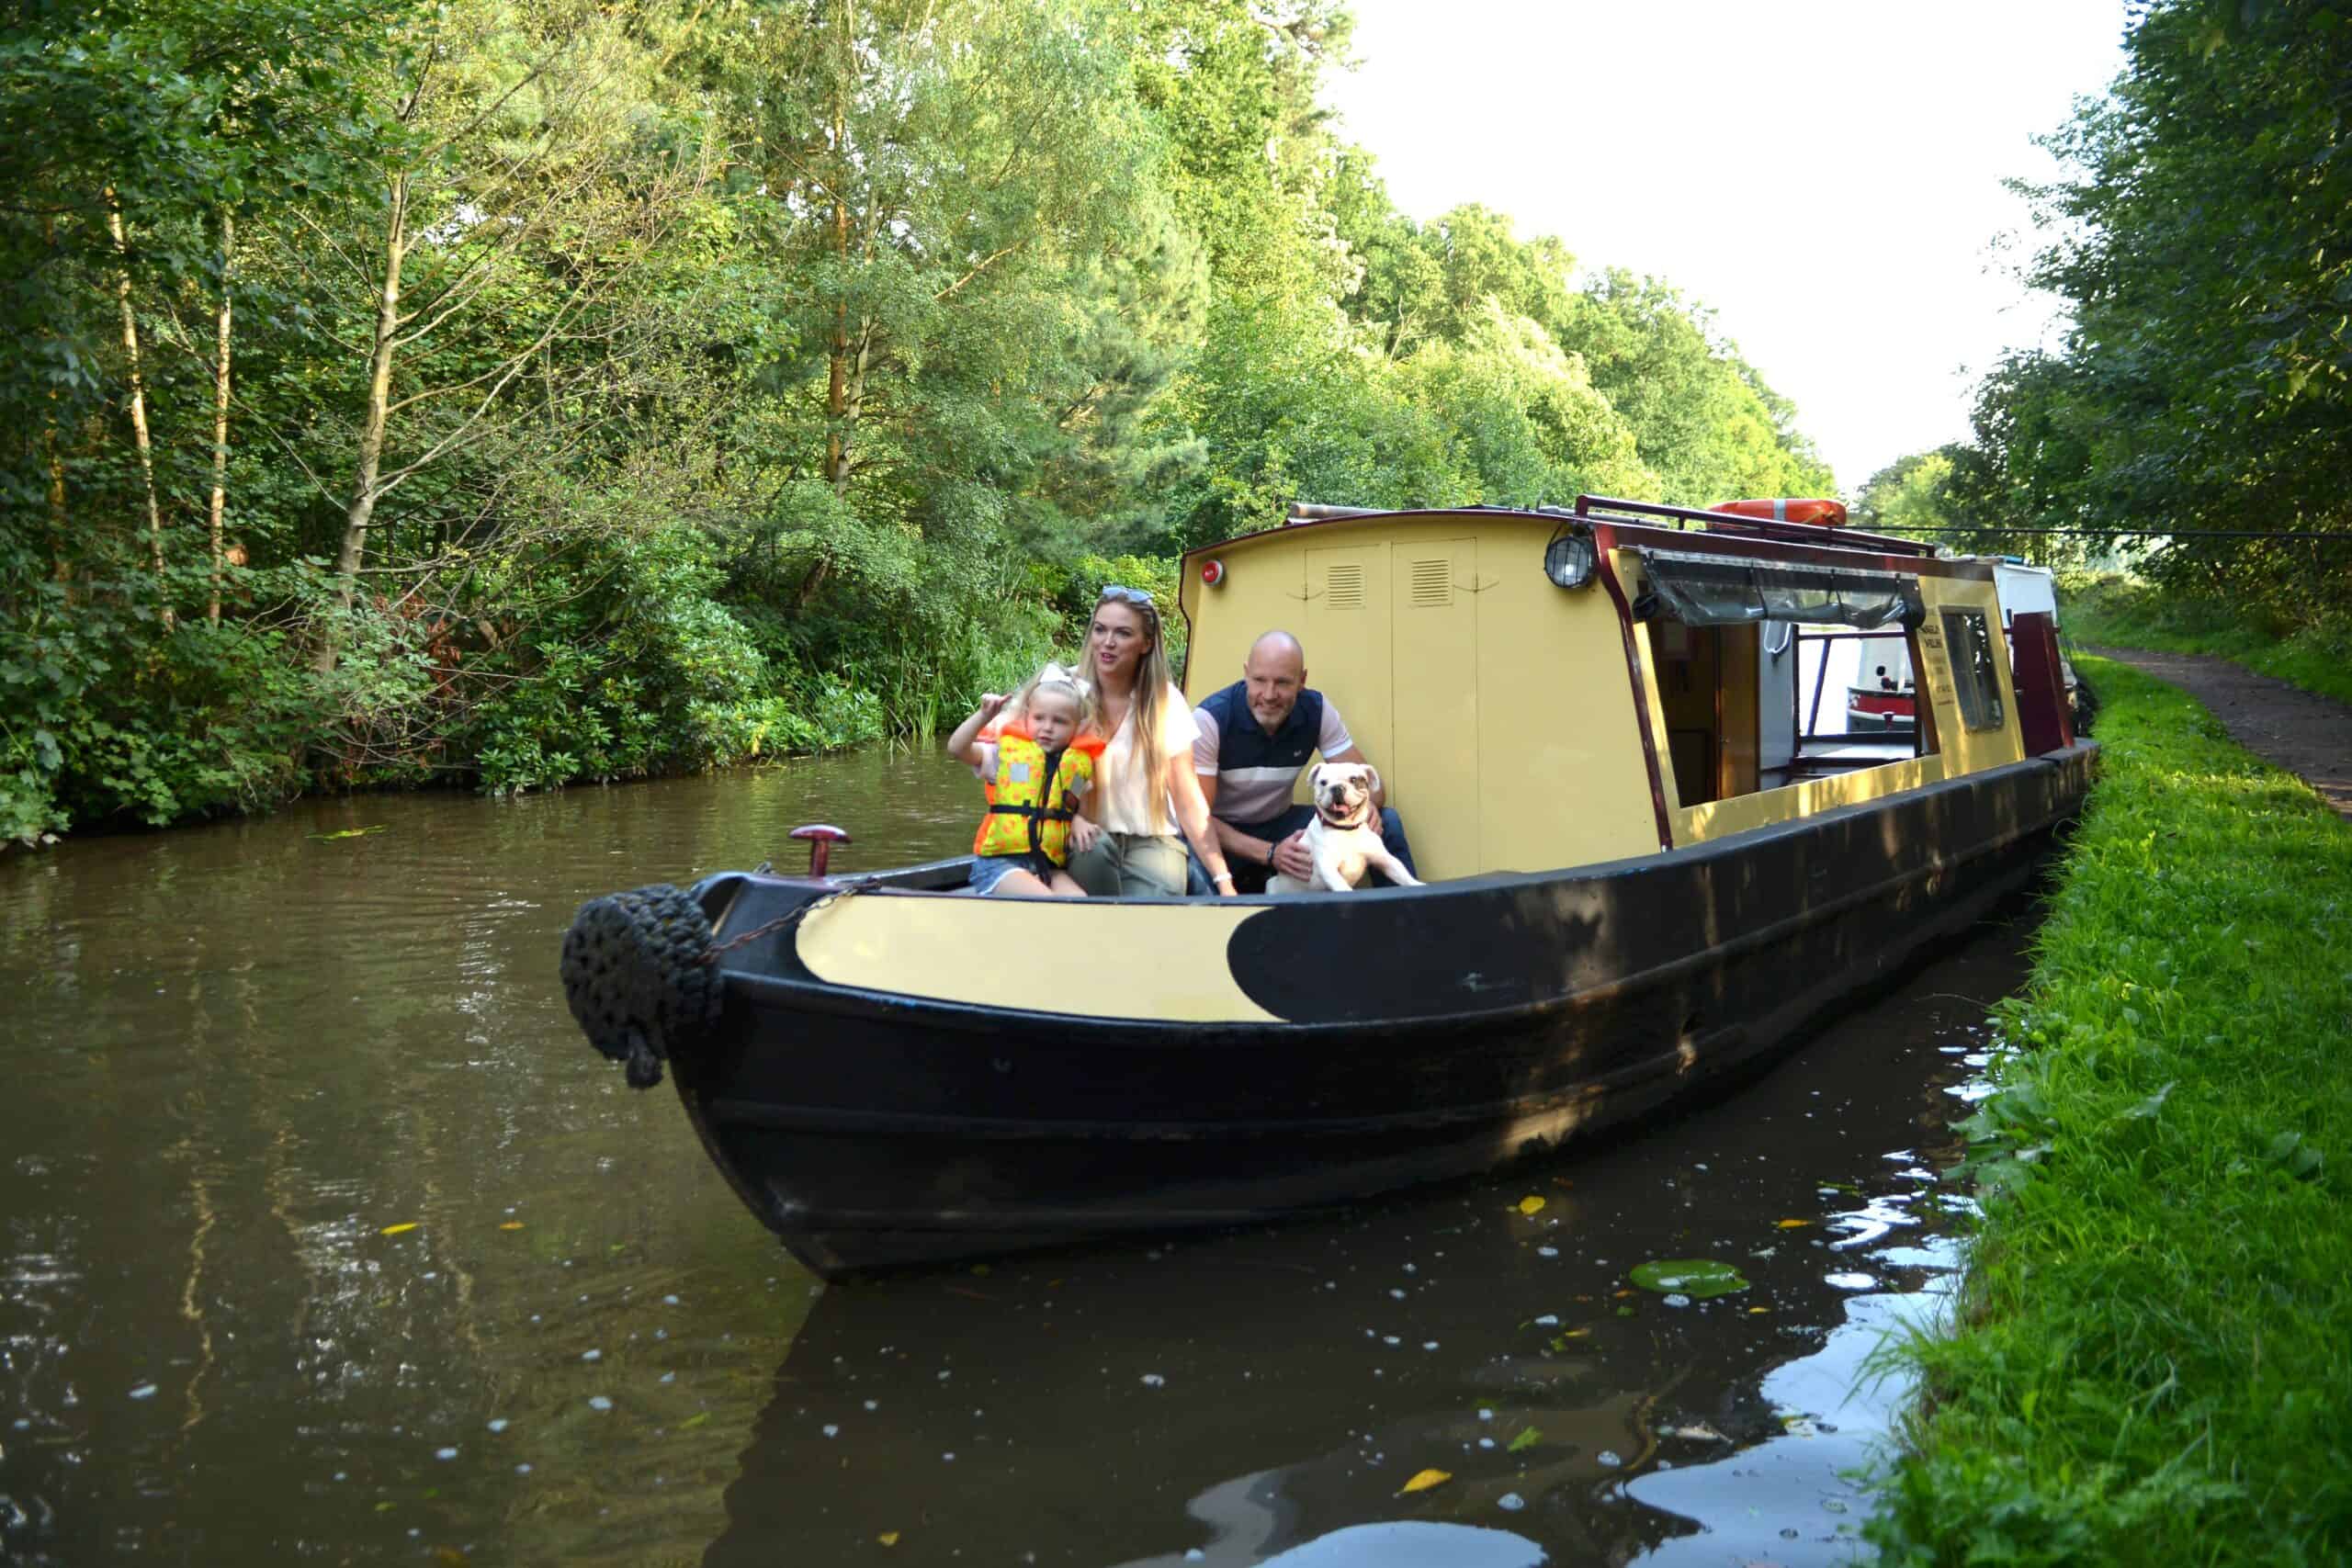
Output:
[558,880,876,1089]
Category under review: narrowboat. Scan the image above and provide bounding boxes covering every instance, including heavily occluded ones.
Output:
[559,495,2095,1279]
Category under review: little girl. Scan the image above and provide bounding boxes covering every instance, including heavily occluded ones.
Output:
[947,664,1104,897]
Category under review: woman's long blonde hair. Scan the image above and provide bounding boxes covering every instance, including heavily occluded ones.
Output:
[1093,588,1173,832]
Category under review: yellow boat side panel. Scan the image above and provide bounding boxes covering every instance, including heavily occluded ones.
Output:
[796,894,1283,1022]
[1915,577,2029,776]
[1674,753,1951,843]
[1180,517,1659,879]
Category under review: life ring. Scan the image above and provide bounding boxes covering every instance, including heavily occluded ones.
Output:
[1711,497,1849,527]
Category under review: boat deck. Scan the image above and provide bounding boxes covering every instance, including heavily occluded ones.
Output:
[1759,739,1922,793]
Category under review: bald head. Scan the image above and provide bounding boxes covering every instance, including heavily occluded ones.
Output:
[1242,630,1307,734]
[1249,629,1305,669]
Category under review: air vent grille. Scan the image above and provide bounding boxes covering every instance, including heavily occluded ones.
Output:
[1408,558,1452,607]
[1326,563,1364,609]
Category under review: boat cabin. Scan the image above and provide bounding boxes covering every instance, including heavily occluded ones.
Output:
[1177,496,2069,882]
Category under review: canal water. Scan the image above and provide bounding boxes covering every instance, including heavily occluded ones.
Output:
[0,750,2032,1566]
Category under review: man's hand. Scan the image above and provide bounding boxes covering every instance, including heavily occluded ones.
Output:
[1271,830,1314,882]
[1068,816,1101,855]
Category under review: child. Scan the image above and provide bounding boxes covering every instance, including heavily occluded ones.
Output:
[947,664,1105,897]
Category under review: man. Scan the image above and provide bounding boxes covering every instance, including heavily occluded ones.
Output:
[1189,630,1418,894]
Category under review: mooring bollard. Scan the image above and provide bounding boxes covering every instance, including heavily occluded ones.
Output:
[786,823,851,877]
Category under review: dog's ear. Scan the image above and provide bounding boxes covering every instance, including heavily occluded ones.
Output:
[1362,764,1381,799]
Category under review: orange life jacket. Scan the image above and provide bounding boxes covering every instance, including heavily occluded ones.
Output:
[973,725,1103,864]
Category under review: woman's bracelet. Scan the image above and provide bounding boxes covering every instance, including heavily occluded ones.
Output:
[1212,871,1235,886]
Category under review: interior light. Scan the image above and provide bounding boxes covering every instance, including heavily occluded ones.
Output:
[1544,531,1596,590]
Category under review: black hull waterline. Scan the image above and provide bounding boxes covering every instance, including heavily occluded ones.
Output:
[620,744,2094,1279]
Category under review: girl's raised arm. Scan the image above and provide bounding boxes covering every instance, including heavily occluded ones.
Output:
[945,693,1009,766]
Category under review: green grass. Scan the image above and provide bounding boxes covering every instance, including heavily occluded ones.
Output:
[2062,575,2352,707]
[1869,657,2352,1567]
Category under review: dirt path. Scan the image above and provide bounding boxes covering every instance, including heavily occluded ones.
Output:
[2091,647,2352,820]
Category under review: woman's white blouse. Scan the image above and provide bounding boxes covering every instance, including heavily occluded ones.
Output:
[1091,682,1198,836]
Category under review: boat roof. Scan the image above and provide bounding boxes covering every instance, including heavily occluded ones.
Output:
[1187,496,1996,582]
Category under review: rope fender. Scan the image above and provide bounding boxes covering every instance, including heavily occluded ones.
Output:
[559,883,722,1089]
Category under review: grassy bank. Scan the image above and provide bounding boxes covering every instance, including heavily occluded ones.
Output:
[1870,657,2352,1565]
[2062,575,2352,706]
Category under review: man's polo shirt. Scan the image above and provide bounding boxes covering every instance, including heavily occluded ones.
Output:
[1191,681,1354,826]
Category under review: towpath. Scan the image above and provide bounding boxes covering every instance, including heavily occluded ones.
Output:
[2090,647,2352,820]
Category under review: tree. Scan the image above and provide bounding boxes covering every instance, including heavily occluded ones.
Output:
[1957,0,2352,612]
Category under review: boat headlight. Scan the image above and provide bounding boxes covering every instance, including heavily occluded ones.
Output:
[1544,529,1597,590]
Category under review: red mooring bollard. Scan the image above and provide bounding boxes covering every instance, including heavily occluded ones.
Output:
[786,823,851,877]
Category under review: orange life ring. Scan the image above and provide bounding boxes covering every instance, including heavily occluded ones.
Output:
[1711,497,1849,527]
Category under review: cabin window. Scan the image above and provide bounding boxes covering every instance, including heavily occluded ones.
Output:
[1941,609,2005,731]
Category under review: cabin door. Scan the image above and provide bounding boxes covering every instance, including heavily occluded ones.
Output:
[1303,544,1394,808]
[1387,537,1478,876]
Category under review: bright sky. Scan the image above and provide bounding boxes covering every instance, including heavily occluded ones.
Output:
[1323,0,2135,492]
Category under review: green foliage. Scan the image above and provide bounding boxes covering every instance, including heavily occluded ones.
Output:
[1,0,1842,845]
[2061,574,2352,706]
[1870,659,2352,1565]
[1938,0,2352,625]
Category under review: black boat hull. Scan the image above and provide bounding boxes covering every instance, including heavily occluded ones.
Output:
[652,744,2093,1278]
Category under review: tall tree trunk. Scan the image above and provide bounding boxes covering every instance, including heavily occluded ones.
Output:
[207,210,235,626]
[316,175,408,673]
[107,188,169,628]
[823,47,852,498]
[46,399,69,587]
[802,3,856,618]
[43,213,71,590]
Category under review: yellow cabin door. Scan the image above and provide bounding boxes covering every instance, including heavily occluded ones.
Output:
[1302,544,1393,809]
[1388,537,1477,877]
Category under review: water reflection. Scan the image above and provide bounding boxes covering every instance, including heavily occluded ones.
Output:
[3,747,2028,1565]
[707,922,2028,1566]
[1,751,978,1566]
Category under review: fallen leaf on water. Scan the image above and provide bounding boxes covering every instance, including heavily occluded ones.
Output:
[1748,1306,1770,1314]
[1507,1427,1542,1453]
[433,1549,470,1568]
[498,1222,525,1232]
[1665,1422,1728,1443]
[877,1531,900,1547]
[1516,1196,1546,1216]
[380,1223,418,1236]
[1628,1259,1750,1300]
[1397,1468,1452,1495]
[679,1412,711,1430]
[309,826,389,841]
[1776,1219,1812,1230]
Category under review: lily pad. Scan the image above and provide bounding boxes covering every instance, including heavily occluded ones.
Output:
[1627,1258,1749,1299]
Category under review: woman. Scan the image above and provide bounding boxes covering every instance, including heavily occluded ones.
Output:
[1065,586,1239,898]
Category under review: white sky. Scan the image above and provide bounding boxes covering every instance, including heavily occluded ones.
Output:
[1323,0,2135,491]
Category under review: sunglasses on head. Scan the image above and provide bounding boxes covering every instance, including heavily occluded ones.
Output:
[1098,584,1158,615]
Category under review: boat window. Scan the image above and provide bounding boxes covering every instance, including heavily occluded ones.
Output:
[1941,609,2006,731]
[1633,549,1922,633]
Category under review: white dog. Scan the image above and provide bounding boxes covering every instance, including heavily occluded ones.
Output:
[1266,761,1422,894]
